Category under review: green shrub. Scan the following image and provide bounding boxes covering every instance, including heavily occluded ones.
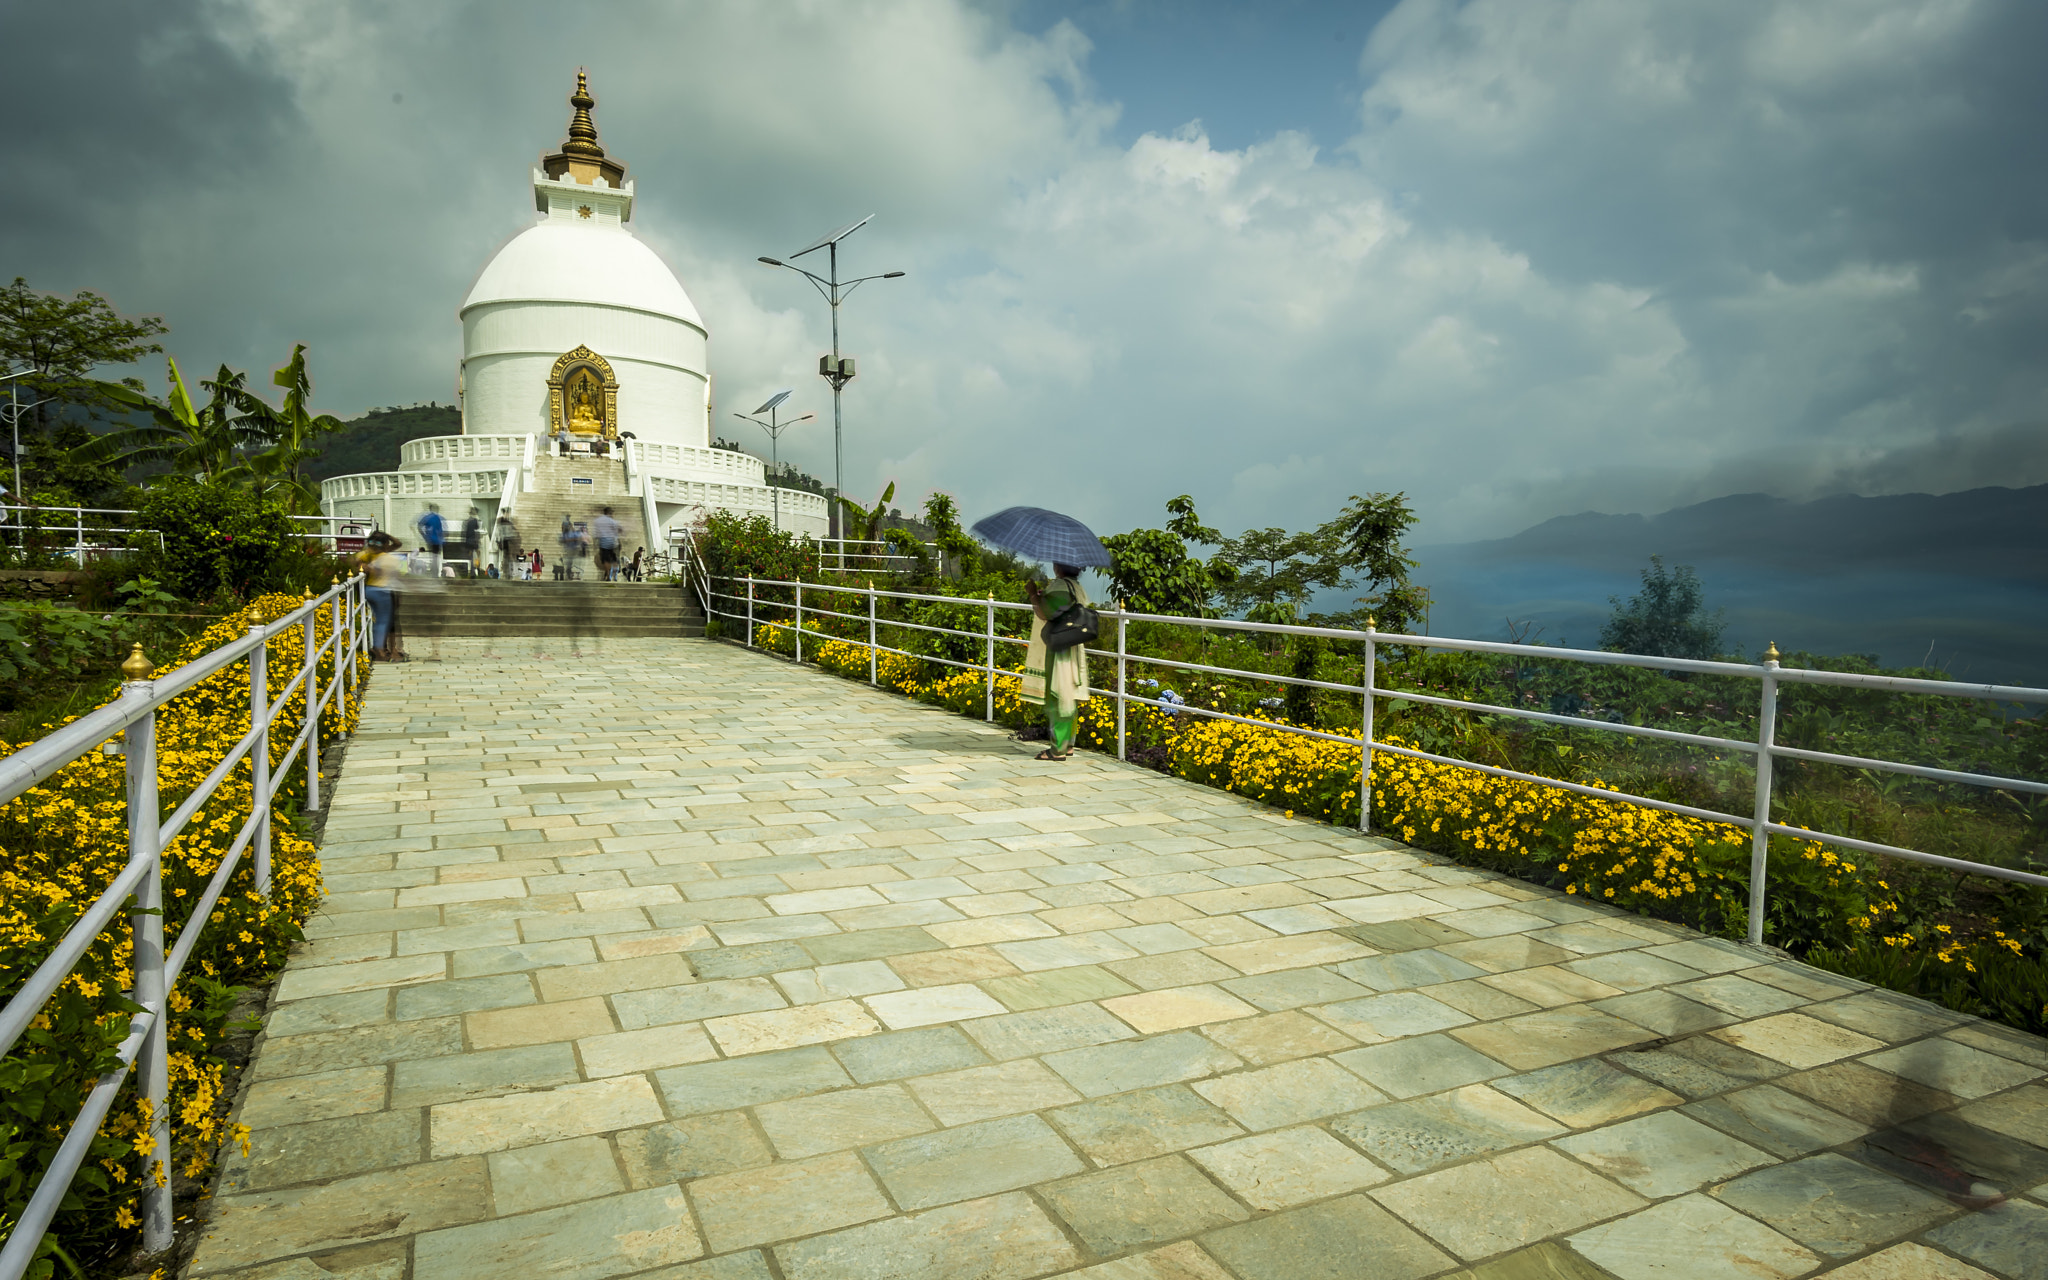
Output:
[135,480,337,603]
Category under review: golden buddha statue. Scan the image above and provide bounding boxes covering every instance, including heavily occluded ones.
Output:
[567,369,602,435]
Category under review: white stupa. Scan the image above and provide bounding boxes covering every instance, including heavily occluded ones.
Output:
[322,73,828,553]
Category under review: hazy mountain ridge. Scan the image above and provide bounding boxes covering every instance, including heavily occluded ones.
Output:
[1418,485,2048,685]
[1452,485,2048,581]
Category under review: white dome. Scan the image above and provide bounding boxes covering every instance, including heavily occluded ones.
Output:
[462,221,703,329]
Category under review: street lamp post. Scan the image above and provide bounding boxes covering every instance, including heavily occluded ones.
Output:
[757,216,904,546]
[733,391,814,534]
[1,371,51,506]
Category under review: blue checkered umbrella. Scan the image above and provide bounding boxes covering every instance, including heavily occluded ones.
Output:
[969,506,1113,568]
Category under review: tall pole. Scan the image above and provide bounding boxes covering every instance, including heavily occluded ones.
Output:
[829,240,843,515]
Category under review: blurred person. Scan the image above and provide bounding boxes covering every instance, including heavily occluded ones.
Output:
[626,546,644,582]
[1022,562,1093,760]
[415,504,444,577]
[462,507,482,578]
[361,532,404,660]
[529,547,543,580]
[559,515,577,579]
[495,512,521,578]
[593,506,623,581]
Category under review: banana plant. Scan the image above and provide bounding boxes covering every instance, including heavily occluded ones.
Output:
[836,481,896,545]
[76,358,269,480]
[241,344,345,512]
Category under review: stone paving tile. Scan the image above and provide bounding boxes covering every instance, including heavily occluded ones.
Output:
[1334,1034,1509,1100]
[1192,1056,1386,1129]
[654,1045,854,1115]
[1044,1029,1243,1096]
[1568,1194,1819,1280]
[754,1083,935,1158]
[1187,1126,1387,1209]
[687,1150,894,1253]
[485,1135,625,1214]
[1823,1243,2000,1280]
[615,1113,773,1186]
[774,1192,1082,1280]
[1554,1110,1773,1197]
[1042,1156,1252,1255]
[1862,1036,2042,1099]
[1331,1085,1564,1174]
[1201,1194,1453,1280]
[217,1109,424,1194]
[1375,1145,1644,1262]
[863,1113,1084,1210]
[1925,1197,2048,1280]
[201,641,2048,1279]
[1715,1152,1954,1257]
[187,1159,490,1276]
[239,1065,388,1129]
[1051,1084,1245,1164]
[907,1058,1082,1124]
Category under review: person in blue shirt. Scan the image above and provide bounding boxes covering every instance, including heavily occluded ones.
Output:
[415,505,445,577]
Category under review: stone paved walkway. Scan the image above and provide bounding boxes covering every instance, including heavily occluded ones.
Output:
[189,639,2048,1280]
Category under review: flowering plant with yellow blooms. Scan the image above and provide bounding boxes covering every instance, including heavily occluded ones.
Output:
[2,592,361,1275]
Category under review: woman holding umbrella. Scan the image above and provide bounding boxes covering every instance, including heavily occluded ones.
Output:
[970,507,1112,762]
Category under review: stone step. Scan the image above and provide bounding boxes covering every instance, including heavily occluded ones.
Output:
[391,581,700,636]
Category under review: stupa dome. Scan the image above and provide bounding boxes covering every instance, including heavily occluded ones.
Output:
[461,221,702,328]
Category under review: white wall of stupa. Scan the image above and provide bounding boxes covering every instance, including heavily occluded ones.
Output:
[321,72,829,551]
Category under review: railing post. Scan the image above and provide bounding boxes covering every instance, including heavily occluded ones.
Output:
[1116,604,1128,761]
[301,600,319,812]
[1748,643,1781,946]
[795,580,804,664]
[250,623,272,897]
[330,586,344,738]
[868,584,878,686]
[1359,620,1377,832]
[746,578,755,647]
[120,655,171,1254]
[985,593,996,722]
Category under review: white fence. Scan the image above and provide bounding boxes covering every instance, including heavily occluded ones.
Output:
[709,576,2048,947]
[0,503,165,561]
[0,579,369,1277]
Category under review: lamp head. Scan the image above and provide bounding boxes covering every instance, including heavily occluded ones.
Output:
[758,256,784,267]
[883,271,906,279]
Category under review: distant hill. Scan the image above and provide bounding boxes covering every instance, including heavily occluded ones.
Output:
[308,404,461,481]
[1416,485,2048,685]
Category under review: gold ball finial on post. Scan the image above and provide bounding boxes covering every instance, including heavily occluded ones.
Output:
[1763,641,1781,664]
[121,643,155,682]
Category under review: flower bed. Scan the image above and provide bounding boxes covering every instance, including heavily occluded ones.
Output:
[1,594,358,1275]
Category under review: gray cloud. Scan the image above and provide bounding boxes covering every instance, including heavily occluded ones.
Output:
[1,0,2041,546]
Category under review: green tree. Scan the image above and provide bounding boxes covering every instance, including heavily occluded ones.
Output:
[1321,491,1429,634]
[0,278,168,503]
[1218,525,1346,613]
[1600,556,1724,658]
[1101,495,1237,615]
[135,477,305,601]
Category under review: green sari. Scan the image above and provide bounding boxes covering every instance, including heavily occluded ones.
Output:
[1022,577,1091,752]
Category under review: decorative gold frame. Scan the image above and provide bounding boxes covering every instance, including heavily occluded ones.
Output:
[547,345,619,439]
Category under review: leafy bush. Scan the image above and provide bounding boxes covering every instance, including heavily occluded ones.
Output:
[1,594,357,1275]
[134,479,339,603]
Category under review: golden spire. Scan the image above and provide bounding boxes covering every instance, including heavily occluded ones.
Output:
[562,70,605,159]
[541,69,627,189]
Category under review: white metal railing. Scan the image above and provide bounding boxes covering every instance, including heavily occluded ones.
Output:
[811,538,936,573]
[709,576,2048,947]
[0,577,370,1277]
[0,504,165,562]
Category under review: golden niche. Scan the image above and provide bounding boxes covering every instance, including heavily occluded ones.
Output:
[547,345,618,439]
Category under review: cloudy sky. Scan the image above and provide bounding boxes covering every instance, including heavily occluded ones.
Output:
[4,0,2044,543]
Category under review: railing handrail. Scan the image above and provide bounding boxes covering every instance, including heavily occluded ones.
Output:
[710,574,2048,904]
[0,575,370,1278]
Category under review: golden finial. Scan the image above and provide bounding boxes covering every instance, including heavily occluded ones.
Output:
[562,69,605,158]
[1366,615,1377,630]
[1764,641,1781,664]
[121,643,155,682]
